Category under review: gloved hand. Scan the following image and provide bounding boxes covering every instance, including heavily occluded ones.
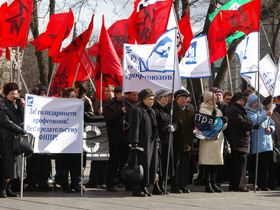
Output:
[20,130,27,135]
[253,123,260,130]
[212,109,217,117]
[168,125,175,133]
[222,116,228,124]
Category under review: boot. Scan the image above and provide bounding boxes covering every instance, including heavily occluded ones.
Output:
[159,179,169,194]
[205,182,215,193]
[6,181,18,197]
[0,181,8,198]
[62,175,73,193]
[141,185,152,197]
[132,184,147,197]
[152,182,164,195]
[211,182,223,193]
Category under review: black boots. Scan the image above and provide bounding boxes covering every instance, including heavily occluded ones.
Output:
[132,184,147,197]
[6,181,18,197]
[141,185,152,196]
[0,181,18,198]
[211,182,223,193]
[205,182,214,193]
[152,182,164,195]
[62,176,74,193]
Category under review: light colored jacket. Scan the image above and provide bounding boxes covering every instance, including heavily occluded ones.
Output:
[198,102,227,165]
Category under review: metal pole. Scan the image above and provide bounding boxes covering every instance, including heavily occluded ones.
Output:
[200,78,204,93]
[100,73,103,108]
[226,54,233,96]
[20,154,25,198]
[261,24,277,63]
[9,48,13,81]
[47,63,58,96]
[72,62,82,87]
[81,152,83,195]
[164,27,177,195]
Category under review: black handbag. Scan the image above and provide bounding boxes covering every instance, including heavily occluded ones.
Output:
[13,133,35,157]
[272,146,280,163]
[121,147,144,182]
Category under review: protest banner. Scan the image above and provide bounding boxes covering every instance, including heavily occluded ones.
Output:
[195,112,224,141]
[83,122,109,161]
[24,94,84,153]
[123,27,181,93]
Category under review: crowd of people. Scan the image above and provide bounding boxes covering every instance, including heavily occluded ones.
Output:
[0,80,280,198]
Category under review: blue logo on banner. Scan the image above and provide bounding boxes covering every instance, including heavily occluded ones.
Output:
[243,36,250,60]
[26,96,34,107]
[185,41,197,65]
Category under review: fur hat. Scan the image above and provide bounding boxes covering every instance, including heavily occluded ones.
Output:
[174,89,189,100]
[231,92,245,103]
[155,89,169,101]
[138,88,155,101]
[38,86,48,96]
[3,82,19,96]
[114,86,122,93]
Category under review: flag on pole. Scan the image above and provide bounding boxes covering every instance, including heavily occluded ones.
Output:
[56,14,94,63]
[93,16,123,101]
[235,31,259,75]
[179,35,211,78]
[30,11,74,51]
[123,27,181,93]
[178,9,193,57]
[0,0,33,49]
[130,0,173,44]
[208,0,251,43]
[48,9,74,62]
[49,50,95,96]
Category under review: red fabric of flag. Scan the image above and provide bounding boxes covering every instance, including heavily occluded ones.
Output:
[130,0,172,44]
[30,11,74,51]
[216,0,261,41]
[56,14,94,63]
[49,50,95,96]
[178,9,193,57]
[208,13,228,64]
[88,17,135,59]
[48,9,74,63]
[0,0,33,49]
[5,47,10,60]
[94,16,122,101]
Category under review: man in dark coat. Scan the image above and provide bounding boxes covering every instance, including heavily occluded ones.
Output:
[0,82,25,198]
[129,88,158,197]
[172,89,195,194]
[225,92,254,192]
[103,86,129,192]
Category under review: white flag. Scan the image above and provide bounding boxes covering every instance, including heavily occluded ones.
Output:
[179,35,211,78]
[241,54,277,97]
[235,31,259,75]
[123,27,181,93]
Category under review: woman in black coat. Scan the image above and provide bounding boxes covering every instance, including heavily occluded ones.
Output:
[225,92,253,192]
[129,88,158,197]
[0,83,25,198]
[153,89,176,194]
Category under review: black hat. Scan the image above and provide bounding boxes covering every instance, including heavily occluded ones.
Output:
[38,86,48,95]
[114,86,122,93]
[138,88,155,101]
[263,95,273,106]
[3,82,19,95]
[174,89,189,100]
[231,92,244,103]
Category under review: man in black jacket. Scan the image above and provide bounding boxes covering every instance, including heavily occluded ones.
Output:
[103,86,129,192]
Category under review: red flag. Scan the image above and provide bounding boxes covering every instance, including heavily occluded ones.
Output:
[208,13,228,64]
[0,0,33,49]
[178,9,193,57]
[48,9,74,63]
[49,50,95,96]
[130,0,172,44]
[0,48,2,57]
[5,47,10,60]
[88,17,135,59]
[56,14,94,63]
[30,11,74,51]
[216,0,261,41]
[94,16,122,101]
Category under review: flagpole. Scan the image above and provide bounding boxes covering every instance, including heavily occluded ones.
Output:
[9,48,13,81]
[261,24,277,63]
[254,22,261,194]
[87,73,96,92]
[100,73,103,109]
[226,53,233,96]
[164,27,177,195]
[47,63,58,96]
[17,47,21,87]
[72,62,81,87]
[200,78,204,93]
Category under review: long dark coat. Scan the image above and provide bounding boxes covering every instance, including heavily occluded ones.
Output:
[129,102,158,185]
[153,101,176,177]
[0,98,25,179]
[225,102,253,153]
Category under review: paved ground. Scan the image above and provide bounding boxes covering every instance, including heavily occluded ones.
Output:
[1,161,280,210]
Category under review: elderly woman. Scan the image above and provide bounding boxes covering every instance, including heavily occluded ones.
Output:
[152,89,177,194]
[129,88,158,197]
[0,83,25,198]
[246,94,274,191]
[198,92,227,193]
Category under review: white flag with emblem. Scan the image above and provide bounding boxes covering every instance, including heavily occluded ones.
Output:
[235,31,259,75]
[179,35,211,78]
[123,27,181,93]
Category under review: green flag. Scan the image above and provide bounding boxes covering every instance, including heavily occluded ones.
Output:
[208,0,251,43]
